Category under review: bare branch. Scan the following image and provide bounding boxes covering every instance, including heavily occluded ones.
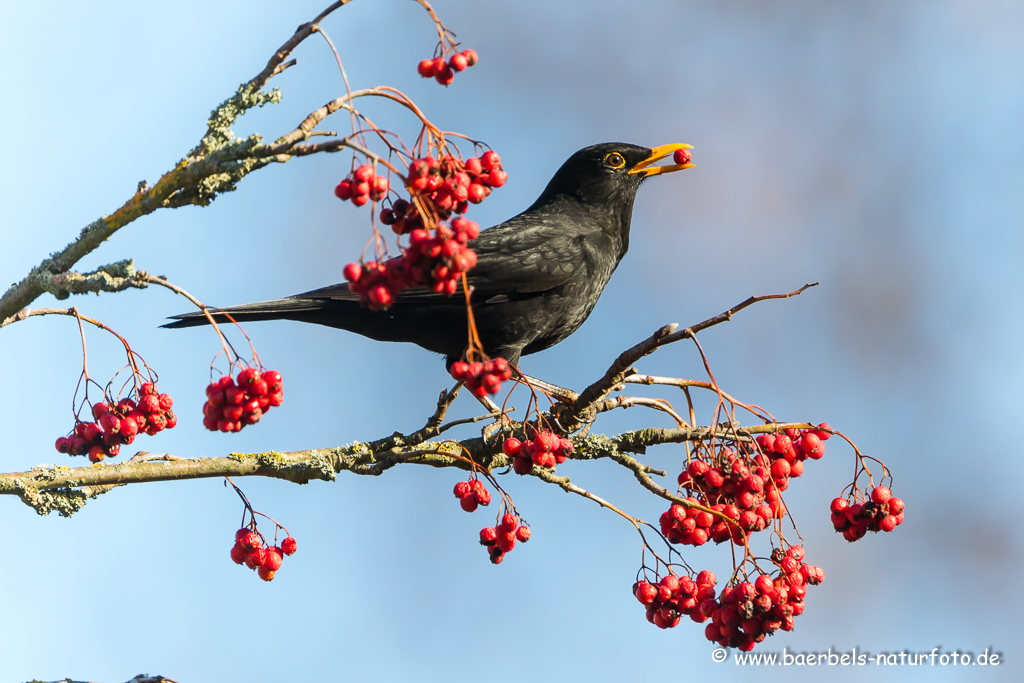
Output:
[558,285,818,432]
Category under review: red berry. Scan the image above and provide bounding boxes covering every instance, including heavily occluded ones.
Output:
[230,543,247,565]
[368,283,393,308]
[335,179,353,200]
[799,433,825,459]
[140,393,161,413]
[245,546,267,570]
[119,417,140,438]
[100,413,121,434]
[672,148,692,165]
[91,402,109,420]
[830,497,849,514]
[870,486,892,505]
[635,581,658,605]
[498,513,517,533]
[222,404,244,421]
[461,49,478,66]
[449,53,468,72]
[343,263,362,283]
[501,437,522,457]
[473,486,491,506]
[659,574,681,595]
[263,370,283,392]
[280,536,297,555]
[512,456,532,475]
[353,164,374,183]
[263,546,284,571]
[481,151,500,170]
[236,368,257,387]
[696,570,717,587]
[224,384,245,405]
[238,530,260,551]
[479,527,498,545]
[417,58,435,77]
[495,531,516,553]
[814,423,832,440]
[485,169,508,187]
[258,566,276,582]
[515,526,531,542]
[534,431,557,453]
[434,64,455,86]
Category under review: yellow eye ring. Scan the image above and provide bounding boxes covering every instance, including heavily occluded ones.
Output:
[604,152,625,169]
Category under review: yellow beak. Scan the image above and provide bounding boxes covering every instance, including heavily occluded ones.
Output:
[629,143,695,177]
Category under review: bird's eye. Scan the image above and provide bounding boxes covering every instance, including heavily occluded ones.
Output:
[604,152,626,169]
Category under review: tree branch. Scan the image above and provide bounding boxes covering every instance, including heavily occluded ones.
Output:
[0,419,817,517]
[557,284,818,432]
[0,1,372,324]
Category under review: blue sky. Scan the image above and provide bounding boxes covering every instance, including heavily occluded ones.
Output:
[1,1,1022,681]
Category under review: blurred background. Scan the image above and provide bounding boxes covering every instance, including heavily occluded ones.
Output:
[1,0,1021,681]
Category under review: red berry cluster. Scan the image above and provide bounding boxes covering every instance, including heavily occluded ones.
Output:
[672,148,693,165]
[55,382,177,462]
[202,368,283,433]
[453,478,492,512]
[502,430,574,473]
[659,497,774,548]
[334,164,390,207]
[754,424,831,478]
[345,216,481,309]
[634,569,718,630]
[702,547,823,651]
[450,356,513,397]
[478,512,530,564]
[830,486,905,541]
[406,151,507,217]
[665,425,832,547]
[417,48,478,85]
[229,528,298,582]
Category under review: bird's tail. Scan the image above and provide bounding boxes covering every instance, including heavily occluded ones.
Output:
[161,297,327,329]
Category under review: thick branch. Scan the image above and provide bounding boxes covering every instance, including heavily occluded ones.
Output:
[0,420,817,518]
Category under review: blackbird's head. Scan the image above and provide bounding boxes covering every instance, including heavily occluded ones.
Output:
[531,142,694,211]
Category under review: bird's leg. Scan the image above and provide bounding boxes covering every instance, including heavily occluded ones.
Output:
[514,371,579,405]
[474,392,503,415]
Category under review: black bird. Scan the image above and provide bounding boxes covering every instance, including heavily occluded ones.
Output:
[165,142,693,369]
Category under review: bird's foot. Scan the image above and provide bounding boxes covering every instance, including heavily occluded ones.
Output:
[515,373,578,405]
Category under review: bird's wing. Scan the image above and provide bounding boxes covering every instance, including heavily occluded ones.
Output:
[297,216,584,305]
